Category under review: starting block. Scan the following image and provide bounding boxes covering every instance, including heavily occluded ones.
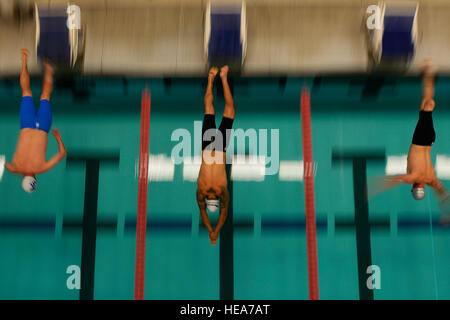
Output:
[369,1,418,71]
[205,0,247,72]
[35,3,85,71]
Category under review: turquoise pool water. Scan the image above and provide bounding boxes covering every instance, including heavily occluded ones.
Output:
[0,76,448,299]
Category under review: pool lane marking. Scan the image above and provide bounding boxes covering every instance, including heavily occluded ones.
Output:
[134,88,151,300]
[220,163,234,300]
[66,151,120,300]
[300,85,320,300]
[331,149,385,300]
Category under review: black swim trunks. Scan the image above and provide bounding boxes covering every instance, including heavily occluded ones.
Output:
[412,110,436,146]
[202,114,234,152]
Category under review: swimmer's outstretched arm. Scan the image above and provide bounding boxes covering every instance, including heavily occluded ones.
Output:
[39,128,66,173]
[213,187,230,236]
[428,178,447,198]
[428,179,450,226]
[368,174,416,199]
[197,190,214,233]
[5,162,17,173]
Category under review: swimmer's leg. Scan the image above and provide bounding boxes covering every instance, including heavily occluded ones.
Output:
[204,66,218,115]
[37,98,52,133]
[40,60,54,101]
[20,97,36,130]
[218,115,234,152]
[218,66,234,152]
[412,60,436,146]
[412,110,436,146]
[20,49,32,97]
[202,113,217,151]
[19,49,37,129]
[34,61,54,132]
[202,67,219,151]
[220,65,235,119]
[420,59,436,112]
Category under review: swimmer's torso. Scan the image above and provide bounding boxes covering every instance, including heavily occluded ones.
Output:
[12,128,48,173]
[197,150,228,192]
[407,144,436,184]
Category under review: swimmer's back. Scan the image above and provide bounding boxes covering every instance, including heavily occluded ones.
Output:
[407,144,435,183]
[12,128,48,172]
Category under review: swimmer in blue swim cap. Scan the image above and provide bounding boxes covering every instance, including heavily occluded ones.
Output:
[4,49,67,193]
[196,66,234,245]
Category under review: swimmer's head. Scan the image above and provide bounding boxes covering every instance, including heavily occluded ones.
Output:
[411,183,425,200]
[22,176,37,194]
[205,198,219,213]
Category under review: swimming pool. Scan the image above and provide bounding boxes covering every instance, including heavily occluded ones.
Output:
[0,75,448,299]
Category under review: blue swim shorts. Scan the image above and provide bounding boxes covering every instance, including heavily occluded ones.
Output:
[20,96,52,133]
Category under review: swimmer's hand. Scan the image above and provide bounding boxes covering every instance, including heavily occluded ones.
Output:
[209,231,218,246]
[51,128,66,157]
[52,128,62,140]
[39,128,67,174]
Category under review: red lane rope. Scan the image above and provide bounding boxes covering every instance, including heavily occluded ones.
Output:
[134,88,151,300]
[300,85,319,300]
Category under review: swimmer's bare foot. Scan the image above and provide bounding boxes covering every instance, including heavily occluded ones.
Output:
[220,65,229,79]
[21,49,29,61]
[209,66,219,80]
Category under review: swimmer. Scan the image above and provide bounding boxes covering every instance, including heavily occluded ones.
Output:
[197,66,235,245]
[370,59,449,225]
[4,49,66,193]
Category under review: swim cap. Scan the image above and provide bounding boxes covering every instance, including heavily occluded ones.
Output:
[206,199,219,212]
[412,187,425,200]
[22,176,37,194]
